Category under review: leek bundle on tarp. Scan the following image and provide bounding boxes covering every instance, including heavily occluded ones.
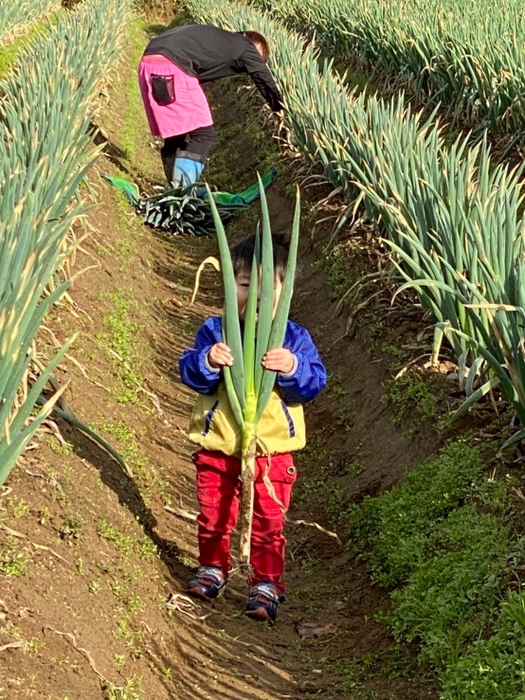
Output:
[103,168,277,236]
[207,175,300,570]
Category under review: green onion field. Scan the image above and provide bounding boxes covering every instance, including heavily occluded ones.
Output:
[1,0,525,698]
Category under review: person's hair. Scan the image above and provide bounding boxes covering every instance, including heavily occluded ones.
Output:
[230,234,289,282]
[242,30,270,62]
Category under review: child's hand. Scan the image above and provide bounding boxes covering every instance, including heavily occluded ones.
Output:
[208,342,233,369]
[262,348,296,374]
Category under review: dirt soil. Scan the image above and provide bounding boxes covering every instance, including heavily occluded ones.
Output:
[0,22,442,700]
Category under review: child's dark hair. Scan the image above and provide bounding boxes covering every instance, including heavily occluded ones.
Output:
[242,30,270,62]
[230,234,289,281]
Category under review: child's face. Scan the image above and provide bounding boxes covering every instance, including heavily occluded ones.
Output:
[235,269,283,321]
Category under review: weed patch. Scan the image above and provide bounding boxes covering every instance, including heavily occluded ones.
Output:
[48,435,73,455]
[443,591,525,698]
[99,519,135,559]
[11,497,30,518]
[98,290,145,404]
[353,442,485,585]
[319,245,356,301]
[96,419,165,501]
[98,419,145,464]
[104,677,143,700]
[58,512,84,541]
[0,538,29,577]
[382,371,439,427]
[352,441,525,698]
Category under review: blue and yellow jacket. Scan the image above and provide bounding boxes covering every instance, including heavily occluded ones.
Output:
[179,316,327,457]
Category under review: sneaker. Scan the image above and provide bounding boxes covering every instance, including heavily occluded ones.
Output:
[186,565,226,602]
[245,581,285,623]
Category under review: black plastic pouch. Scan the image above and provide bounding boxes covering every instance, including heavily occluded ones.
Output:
[151,74,175,105]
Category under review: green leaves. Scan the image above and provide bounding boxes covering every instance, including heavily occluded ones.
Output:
[256,0,525,135]
[255,185,275,399]
[206,185,246,425]
[135,186,249,236]
[206,176,301,570]
[187,0,525,435]
[257,184,301,421]
[0,0,58,44]
[206,178,301,428]
[0,0,133,486]
[353,440,523,695]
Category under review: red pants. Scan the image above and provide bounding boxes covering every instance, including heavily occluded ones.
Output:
[193,449,297,592]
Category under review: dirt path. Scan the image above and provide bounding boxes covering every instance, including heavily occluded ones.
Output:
[0,20,440,700]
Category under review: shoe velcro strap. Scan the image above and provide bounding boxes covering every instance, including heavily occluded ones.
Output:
[197,566,224,585]
[251,582,283,603]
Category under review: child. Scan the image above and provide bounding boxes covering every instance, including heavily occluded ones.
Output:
[179,235,327,622]
[138,25,284,188]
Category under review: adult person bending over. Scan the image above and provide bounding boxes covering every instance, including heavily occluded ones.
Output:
[138,24,284,189]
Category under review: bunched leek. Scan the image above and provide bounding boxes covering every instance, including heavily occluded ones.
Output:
[207,177,301,570]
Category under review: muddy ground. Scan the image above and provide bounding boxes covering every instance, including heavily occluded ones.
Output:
[0,20,446,700]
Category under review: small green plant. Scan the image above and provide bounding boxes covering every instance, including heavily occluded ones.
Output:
[291,474,317,508]
[345,458,365,477]
[98,420,150,485]
[298,435,328,464]
[176,551,194,568]
[125,593,145,616]
[124,567,143,585]
[326,372,349,399]
[99,420,135,446]
[299,551,321,573]
[76,557,85,576]
[111,580,125,599]
[116,617,132,640]
[98,520,134,559]
[48,435,73,456]
[114,653,126,667]
[137,537,157,561]
[38,506,51,525]
[381,342,410,361]
[104,677,143,700]
[324,485,350,527]
[115,617,143,659]
[11,497,30,518]
[97,290,145,405]
[89,580,101,595]
[322,655,360,691]
[59,513,83,540]
[321,246,355,301]
[382,371,439,426]
[26,637,45,653]
[0,539,29,577]
[333,406,354,432]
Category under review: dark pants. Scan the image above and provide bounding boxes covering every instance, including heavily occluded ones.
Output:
[161,124,216,160]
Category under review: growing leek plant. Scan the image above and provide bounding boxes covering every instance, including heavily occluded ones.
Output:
[0,0,59,43]
[207,177,300,569]
[254,0,525,134]
[0,0,132,487]
[186,0,525,439]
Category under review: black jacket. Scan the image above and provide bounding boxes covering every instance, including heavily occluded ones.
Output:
[144,24,284,111]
